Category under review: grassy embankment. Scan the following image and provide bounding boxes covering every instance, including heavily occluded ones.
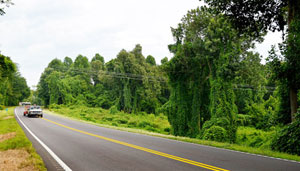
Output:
[47,105,300,162]
[0,107,46,170]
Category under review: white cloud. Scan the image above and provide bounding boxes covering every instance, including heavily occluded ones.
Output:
[0,0,282,87]
[255,31,283,63]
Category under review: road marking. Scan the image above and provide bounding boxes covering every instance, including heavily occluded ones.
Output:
[14,108,72,171]
[42,118,229,171]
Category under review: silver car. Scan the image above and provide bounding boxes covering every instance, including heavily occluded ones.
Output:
[27,106,43,117]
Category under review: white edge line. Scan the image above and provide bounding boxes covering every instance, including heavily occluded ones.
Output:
[132,129,300,164]
[15,107,72,171]
[138,131,300,164]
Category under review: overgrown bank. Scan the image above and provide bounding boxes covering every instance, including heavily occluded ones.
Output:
[47,105,300,162]
[48,104,171,134]
[0,107,46,170]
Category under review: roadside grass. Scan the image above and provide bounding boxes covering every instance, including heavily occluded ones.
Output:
[48,105,171,134]
[0,107,46,170]
[46,105,300,162]
[236,126,277,150]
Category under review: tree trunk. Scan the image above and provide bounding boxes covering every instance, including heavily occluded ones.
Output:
[288,0,300,121]
[290,88,298,121]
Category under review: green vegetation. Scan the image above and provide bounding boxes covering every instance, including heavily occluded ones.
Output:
[32,1,300,157]
[0,54,30,106]
[47,106,300,162]
[271,111,300,155]
[48,104,170,134]
[166,7,242,141]
[236,127,276,149]
[37,48,169,114]
[0,107,45,170]
[2,0,298,168]
[203,0,300,155]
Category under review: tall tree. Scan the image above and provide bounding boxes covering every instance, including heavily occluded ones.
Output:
[146,55,156,66]
[0,54,30,106]
[202,0,300,121]
[166,7,245,141]
[63,57,73,68]
[0,54,16,105]
[91,53,105,86]
[7,72,30,105]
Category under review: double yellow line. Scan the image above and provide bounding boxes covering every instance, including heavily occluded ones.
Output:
[42,118,229,171]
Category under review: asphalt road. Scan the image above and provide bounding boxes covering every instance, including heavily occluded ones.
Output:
[15,107,300,171]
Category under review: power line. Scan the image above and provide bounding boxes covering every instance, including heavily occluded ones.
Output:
[48,66,276,92]
[50,66,167,83]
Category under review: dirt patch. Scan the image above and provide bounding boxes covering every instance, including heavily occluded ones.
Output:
[0,149,36,171]
[2,116,14,120]
[0,132,16,143]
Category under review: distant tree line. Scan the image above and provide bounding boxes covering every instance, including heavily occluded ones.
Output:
[37,45,170,114]
[0,54,30,109]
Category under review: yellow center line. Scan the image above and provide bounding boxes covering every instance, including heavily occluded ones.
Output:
[42,118,230,171]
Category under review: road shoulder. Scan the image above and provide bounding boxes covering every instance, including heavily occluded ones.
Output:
[14,107,65,171]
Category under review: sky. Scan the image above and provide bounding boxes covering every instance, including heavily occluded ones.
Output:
[0,0,282,88]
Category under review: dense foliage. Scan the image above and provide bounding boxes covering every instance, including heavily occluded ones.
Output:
[165,7,240,141]
[37,46,169,114]
[34,3,300,156]
[202,0,287,36]
[164,7,279,143]
[0,54,30,108]
[201,0,300,155]
[271,110,300,155]
[48,105,170,134]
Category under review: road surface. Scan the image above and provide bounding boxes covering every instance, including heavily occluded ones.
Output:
[15,107,300,171]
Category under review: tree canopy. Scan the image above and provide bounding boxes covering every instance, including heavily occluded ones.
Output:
[202,0,287,37]
[37,45,169,114]
[0,54,30,107]
[202,0,300,121]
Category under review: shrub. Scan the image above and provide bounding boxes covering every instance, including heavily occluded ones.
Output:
[112,123,118,127]
[145,126,159,133]
[0,105,4,110]
[271,110,300,155]
[49,104,61,109]
[237,114,252,126]
[138,121,151,128]
[164,127,170,133]
[236,126,276,149]
[202,117,230,130]
[109,106,118,114]
[203,126,229,142]
[249,137,264,148]
[151,123,159,128]
[102,117,113,121]
[202,117,236,142]
[116,119,128,124]
[128,120,137,127]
